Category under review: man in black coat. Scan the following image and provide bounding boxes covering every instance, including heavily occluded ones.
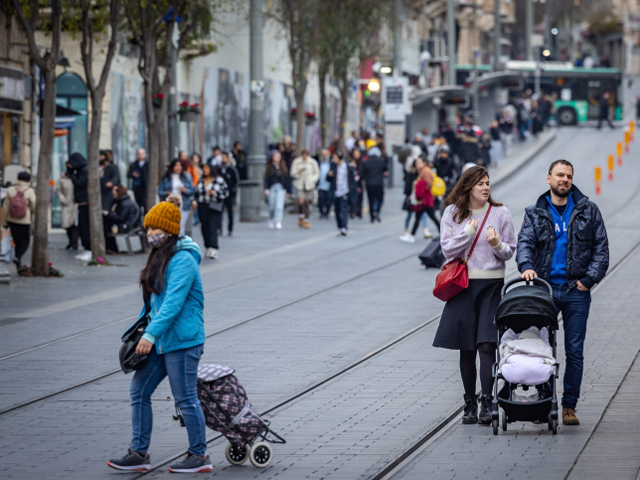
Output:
[127,148,149,214]
[361,146,388,222]
[597,92,614,130]
[219,152,240,236]
[100,150,121,211]
[518,159,609,427]
[66,152,91,254]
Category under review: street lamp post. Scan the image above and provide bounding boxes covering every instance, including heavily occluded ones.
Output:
[446,0,457,127]
[526,0,533,61]
[494,0,501,71]
[241,0,266,222]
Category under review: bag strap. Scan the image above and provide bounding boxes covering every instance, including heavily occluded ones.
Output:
[465,204,492,262]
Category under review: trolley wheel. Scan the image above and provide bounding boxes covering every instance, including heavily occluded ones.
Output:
[492,417,499,435]
[502,412,507,431]
[249,441,273,468]
[551,418,558,435]
[225,443,249,466]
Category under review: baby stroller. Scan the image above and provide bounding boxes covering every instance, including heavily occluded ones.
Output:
[491,278,560,435]
[174,364,285,467]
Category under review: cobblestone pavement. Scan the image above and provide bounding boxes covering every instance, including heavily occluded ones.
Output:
[1,123,639,479]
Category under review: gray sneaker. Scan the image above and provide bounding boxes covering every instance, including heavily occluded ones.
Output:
[168,453,213,473]
[107,449,150,471]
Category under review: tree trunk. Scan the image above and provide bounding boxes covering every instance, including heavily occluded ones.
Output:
[319,65,328,147]
[87,92,107,261]
[31,68,57,275]
[338,74,349,151]
[294,88,306,150]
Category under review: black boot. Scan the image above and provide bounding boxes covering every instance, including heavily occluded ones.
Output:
[462,394,478,424]
[478,395,493,425]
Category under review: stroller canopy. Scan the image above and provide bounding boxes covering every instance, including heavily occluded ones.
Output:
[496,285,558,332]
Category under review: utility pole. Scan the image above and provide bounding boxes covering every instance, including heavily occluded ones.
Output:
[493,0,501,71]
[472,3,480,122]
[526,0,533,61]
[241,0,266,221]
[447,0,457,127]
[168,20,179,160]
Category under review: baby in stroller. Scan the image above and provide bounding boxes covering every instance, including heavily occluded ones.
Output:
[491,278,560,435]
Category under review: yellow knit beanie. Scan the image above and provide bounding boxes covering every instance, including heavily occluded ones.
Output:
[144,195,182,235]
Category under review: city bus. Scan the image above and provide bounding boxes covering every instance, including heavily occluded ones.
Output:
[456,62,624,126]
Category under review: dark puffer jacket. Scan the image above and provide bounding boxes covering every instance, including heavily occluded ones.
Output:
[108,195,140,232]
[516,185,609,289]
[68,152,88,204]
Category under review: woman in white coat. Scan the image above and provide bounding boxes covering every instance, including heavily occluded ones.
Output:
[56,172,78,250]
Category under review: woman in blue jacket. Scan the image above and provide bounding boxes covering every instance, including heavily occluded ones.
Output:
[107,195,211,474]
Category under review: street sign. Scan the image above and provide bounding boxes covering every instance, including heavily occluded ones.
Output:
[382,77,409,123]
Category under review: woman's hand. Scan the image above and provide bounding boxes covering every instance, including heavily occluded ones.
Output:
[135,338,153,355]
[486,226,500,247]
[467,218,478,231]
[179,186,187,194]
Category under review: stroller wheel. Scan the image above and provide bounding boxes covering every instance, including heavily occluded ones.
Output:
[225,443,249,465]
[501,412,507,432]
[551,418,558,435]
[492,417,499,435]
[249,441,273,468]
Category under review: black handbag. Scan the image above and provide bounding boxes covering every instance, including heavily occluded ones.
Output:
[208,199,223,212]
[119,313,150,374]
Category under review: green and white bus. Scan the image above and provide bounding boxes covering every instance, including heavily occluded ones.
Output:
[456,62,624,126]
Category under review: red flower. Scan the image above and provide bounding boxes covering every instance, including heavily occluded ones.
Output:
[179,101,189,107]
[157,93,164,100]
[190,103,199,108]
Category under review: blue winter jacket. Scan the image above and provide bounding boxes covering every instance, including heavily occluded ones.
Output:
[139,237,205,354]
[516,185,609,290]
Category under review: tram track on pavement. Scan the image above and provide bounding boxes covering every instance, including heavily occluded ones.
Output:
[0,232,394,363]
[369,235,640,480]
[0,239,416,416]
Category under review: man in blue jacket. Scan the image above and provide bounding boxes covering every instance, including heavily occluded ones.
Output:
[517,159,609,426]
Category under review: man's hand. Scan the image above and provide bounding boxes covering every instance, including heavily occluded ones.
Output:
[133,172,140,178]
[135,338,153,355]
[486,227,500,247]
[520,269,537,281]
[264,189,269,197]
[105,182,113,188]
[576,280,589,291]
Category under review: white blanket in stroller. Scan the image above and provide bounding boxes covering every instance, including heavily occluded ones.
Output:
[499,327,556,386]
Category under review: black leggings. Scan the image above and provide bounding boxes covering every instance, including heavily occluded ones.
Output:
[411,206,440,235]
[460,343,496,397]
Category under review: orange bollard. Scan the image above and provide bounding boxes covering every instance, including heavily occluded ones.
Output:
[617,142,623,166]
[631,121,635,141]
[608,155,614,180]
[595,167,602,195]
[625,130,630,152]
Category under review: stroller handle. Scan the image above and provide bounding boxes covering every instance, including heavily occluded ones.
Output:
[501,276,553,298]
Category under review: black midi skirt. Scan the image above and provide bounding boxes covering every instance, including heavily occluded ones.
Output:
[432,278,504,351]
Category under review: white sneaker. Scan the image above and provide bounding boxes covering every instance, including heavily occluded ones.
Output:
[399,234,416,244]
[210,248,218,259]
[423,228,433,239]
[268,220,274,229]
[276,222,282,230]
[75,251,92,261]
[204,248,212,258]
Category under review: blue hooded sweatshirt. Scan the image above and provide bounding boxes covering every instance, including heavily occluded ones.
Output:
[140,237,205,354]
[546,192,574,285]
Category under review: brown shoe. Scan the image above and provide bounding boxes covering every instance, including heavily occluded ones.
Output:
[562,407,580,425]
[298,217,304,228]
[304,220,310,229]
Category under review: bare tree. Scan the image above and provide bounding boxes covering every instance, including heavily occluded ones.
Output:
[270,0,324,149]
[10,0,63,276]
[76,0,121,262]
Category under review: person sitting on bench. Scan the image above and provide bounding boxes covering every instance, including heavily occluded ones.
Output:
[103,184,140,254]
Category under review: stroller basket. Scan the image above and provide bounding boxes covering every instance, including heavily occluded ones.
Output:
[497,383,552,423]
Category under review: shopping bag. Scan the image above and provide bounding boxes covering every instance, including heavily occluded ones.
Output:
[1,228,14,263]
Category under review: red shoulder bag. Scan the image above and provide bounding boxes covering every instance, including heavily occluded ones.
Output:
[433,205,492,302]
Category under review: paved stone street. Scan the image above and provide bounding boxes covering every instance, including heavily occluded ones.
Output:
[2,122,640,480]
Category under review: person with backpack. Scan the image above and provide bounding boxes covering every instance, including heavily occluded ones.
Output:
[399,158,440,243]
[2,171,36,270]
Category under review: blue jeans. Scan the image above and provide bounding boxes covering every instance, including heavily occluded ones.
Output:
[268,183,286,223]
[552,283,591,409]
[130,344,207,456]
[404,211,427,230]
[334,194,350,230]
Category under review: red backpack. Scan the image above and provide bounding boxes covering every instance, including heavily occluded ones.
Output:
[9,187,28,219]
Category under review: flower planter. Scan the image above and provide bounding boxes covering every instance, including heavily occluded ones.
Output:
[179,111,199,123]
